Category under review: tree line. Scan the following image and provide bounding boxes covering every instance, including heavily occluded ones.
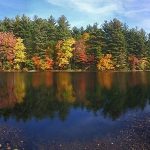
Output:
[0,14,150,71]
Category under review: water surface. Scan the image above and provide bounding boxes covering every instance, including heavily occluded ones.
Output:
[0,72,150,149]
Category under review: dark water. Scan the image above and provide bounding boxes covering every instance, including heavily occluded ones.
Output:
[0,72,150,149]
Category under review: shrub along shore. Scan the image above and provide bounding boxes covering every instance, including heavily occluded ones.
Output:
[0,15,150,71]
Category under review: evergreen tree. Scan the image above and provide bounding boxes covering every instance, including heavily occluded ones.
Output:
[32,16,48,58]
[72,26,82,40]
[125,28,147,57]
[0,15,150,71]
[0,17,14,32]
[56,15,71,40]
[46,15,57,59]
[87,23,105,67]
[13,15,33,58]
[102,19,128,70]
[146,33,150,57]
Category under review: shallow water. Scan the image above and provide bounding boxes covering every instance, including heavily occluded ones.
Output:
[0,72,150,149]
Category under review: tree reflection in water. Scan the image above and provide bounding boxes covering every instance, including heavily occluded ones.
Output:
[0,72,150,121]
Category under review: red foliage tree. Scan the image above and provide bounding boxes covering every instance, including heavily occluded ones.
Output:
[0,32,17,67]
[73,39,88,69]
[128,55,140,70]
[87,54,95,65]
[45,56,53,70]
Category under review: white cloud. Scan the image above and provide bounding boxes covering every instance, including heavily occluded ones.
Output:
[72,0,118,14]
[46,0,121,15]
[46,0,150,32]
[46,0,150,16]
[123,9,150,18]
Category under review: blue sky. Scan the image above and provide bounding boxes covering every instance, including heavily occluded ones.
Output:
[0,0,150,32]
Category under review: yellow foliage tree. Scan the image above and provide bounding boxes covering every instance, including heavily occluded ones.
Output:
[14,38,26,70]
[97,54,115,70]
[82,32,90,41]
[56,38,75,69]
[139,57,149,70]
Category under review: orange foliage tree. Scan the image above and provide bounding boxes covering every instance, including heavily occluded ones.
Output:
[32,56,53,70]
[0,32,27,70]
[97,54,115,70]
[32,56,41,70]
[0,32,17,69]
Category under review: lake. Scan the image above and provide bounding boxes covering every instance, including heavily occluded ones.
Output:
[0,72,150,150]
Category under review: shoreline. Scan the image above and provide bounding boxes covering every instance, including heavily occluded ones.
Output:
[0,70,150,73]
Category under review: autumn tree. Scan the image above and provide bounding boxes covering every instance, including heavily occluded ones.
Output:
[56,38,75,69]
[0,32,27,70]
[73,39,88,69]
[32,55,53,70]
[0,15,150,71]
[14,38,26,70]
[97,54,114,71]
[0,32,16,70]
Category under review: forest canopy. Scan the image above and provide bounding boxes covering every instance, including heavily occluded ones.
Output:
[0,15,150,71]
